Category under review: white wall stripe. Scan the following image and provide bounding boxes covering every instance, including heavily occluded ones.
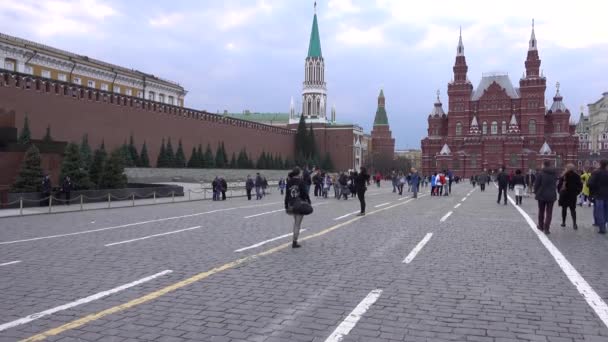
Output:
[0,202,281,245]
[403,233,433,264]
[105,226,202,247]
[234,229,308,252]
[0,270,172,332]
[440,211,453,222]
[508,194,608,329]
[324,289,383,342]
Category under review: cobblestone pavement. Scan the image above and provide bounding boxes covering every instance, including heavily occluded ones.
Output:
[1,182,608,341]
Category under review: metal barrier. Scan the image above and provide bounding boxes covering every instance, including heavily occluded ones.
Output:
[3,185,273,218]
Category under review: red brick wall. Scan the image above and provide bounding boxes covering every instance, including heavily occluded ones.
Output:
[0,73,295,168]
[0,151,62,190]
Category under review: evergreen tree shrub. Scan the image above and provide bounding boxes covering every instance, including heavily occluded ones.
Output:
[11,144,43,193]
[175,139,186,168]
[99,149,127,189]
[60,142,92,190]
[139,141,150,167]
[18,116,31,145]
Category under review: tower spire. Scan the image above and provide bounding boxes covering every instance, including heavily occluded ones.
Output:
[457,26,464,56]
[307,3,322,58]
[529,18,537,51]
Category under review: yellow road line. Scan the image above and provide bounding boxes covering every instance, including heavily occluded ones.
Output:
[21,195,424,341]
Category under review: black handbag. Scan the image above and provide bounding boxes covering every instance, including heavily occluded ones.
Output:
[290,198,313,215]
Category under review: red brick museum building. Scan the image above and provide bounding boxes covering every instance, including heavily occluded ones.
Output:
[421,24,578,177]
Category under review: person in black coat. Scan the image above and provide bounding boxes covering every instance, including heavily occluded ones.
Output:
[355,167,371,216]
[588,160,608,234]
[41,174,52,206]
[557,164,583,229]
[220,177,228,200]
[534,160,558,234]
[245,175,254,200]
[284,167,311,248]
[496,166,509,205]
[511,169,526,205]
[61,176,73,205]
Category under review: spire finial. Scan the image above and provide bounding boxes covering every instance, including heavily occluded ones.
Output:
[436,89,441,102]
[457,26,464,56]
[580,105,584,113]
[556,81,560,92]
[314,1,317,14]
[529,18,537,51]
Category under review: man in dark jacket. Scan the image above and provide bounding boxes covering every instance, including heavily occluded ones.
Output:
[588,160,608,234]
[254,173,263,200]
[302,167,312,195]
[534,160,558,234]
[245,176,254,200]
[220,177,227,201]
[61,176,73,205]
[496,166,509,205]
[41,174,52,206]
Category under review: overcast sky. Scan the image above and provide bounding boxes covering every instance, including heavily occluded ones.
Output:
[1,0,607,148]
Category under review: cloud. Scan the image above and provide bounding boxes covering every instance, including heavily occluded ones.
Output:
[0,0,117,38]
[376,0,608,50]
[326,0,360,18]
[148,13,184,28]
[335,24,387,47]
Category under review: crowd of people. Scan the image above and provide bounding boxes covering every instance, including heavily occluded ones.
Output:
[468,162,607,235]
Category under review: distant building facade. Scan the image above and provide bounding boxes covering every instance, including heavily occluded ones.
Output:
[0,33,187,106]
[395,149,422,170]
[421,23,578,177]
[575,92,608,169]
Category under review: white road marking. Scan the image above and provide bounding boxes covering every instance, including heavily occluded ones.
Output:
[461,197,467,202]
[508,195,608,329]
[454,203,461,209]
[324,289,383,342]
[0,260,21,267]
[440,211,453,222]
[403,233,433,264]
[334,211,360,221]
[244,202,327,219]
[0,201,281,245]
[398,196,410,201]
[244,209,284,218]
[0,270,172,332]
[234,229,308,252]
[105,226,202,247]
[374,202,391,208]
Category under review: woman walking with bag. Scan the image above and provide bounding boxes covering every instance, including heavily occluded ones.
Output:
[285,167,312,248]
[558,163,583,229]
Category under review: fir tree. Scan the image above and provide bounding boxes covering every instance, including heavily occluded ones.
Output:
[165,138,176,168]
[60,142,92,190]
[277,155,284,169]
[80,134,93,172]
[308,124,317,160]
[237,149,248,169]
[215,142,226,168]
[257,151,267,169]
[187,147,197,168]
[121,142,135,167]
[99,148,127,189]
[89,141,107,188]
[156,138,166,167]
[321,152,334,171]
[284,157,293,169]
[174,139,186,168]
[128,134,140,167]
[204,144,215,168]
[196,144,204,168]
[42,125,53,143]
[11,144,43,193]
[18,116,31,145]
[229,152,237,168]
[139,141,150,167]
[294,115,308,162]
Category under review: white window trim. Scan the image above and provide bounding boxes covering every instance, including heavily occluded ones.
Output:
[88,80,96,88]
[126,89,132,96]
[73,77,81,85]
[58,73,67,82]
[41,70,51,78]
[101,83,109,91]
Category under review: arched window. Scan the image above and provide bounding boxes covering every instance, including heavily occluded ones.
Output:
[502,121,507,134]
[554,122,561,133]
[455,122,462,136]
[482,121,488,134]
[307,98,312,115]
[491,121,498,135]
[528,120,537,134]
